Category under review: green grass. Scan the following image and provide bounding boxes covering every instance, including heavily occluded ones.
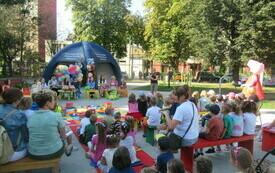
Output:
[133,82,275,109]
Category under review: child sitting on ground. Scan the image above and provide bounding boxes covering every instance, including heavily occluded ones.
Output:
[18,97,34,120]
[195,104,224,157]
[147,92,154,108]
[120,122,137,163]
[109,146,135,173]
[83,114,97,145]
[103,108,114,133]
[230,147,255,173]
[241,100,257,135]
[137,91,148,117]
[167,159,185,173]
[154,136,174,173]
[155,92,164,108]
[98,135,121,173]
[196,156,213,173]
[142,97,161,137]
[127,93,142,121]
[86,121,107,165]
[78,109,93,143]
[111,112,122,135]
[125,116,137,146]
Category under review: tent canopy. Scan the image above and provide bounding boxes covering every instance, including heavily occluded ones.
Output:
[43,41,122,86]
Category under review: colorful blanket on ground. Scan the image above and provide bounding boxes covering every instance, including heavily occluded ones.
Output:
[61,105,127,123]
[69,122,155,172]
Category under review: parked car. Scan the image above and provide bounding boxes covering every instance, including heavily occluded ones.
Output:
[196,71,221,83]
[121,72,129,80]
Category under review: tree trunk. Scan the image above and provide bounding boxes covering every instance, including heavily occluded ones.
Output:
[232,62,240,83]
[2,60,7,76]
[8,59,13,76]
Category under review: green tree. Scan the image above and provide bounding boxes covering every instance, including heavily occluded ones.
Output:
[0,3,37,76]
[144,0,192,70]
[237,0,275,72]
[67,0,131,59]
[125,14,148,50]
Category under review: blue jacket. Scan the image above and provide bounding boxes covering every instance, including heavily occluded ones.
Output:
[0,104,29,151]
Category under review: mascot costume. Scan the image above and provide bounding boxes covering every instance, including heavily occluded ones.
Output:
[241,60,265,99]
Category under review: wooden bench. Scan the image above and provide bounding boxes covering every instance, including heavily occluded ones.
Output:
[0,156,61,173]
[181,134,256,173]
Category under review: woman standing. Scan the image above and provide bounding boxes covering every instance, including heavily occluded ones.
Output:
[150,69,159,94]
[162,85,199,147]
[0,88,29,162]
[27,90,73,159]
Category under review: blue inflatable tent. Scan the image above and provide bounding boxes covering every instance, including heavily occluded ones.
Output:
[43,41,122,87]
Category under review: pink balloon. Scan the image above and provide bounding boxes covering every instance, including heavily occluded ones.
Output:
[57,73,63,77]
[75,71,79,75]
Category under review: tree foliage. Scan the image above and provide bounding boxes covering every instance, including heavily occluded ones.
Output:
[144,0,274,80]
[125,14,148,51]
[144,0,192,69]
[0,3,38,76]
[67,0,131,59]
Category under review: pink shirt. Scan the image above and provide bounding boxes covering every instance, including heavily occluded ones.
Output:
[109,80,118,87]
[128,102,139,113]
[91,135,107,162]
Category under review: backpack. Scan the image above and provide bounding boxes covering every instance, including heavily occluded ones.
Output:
[0,109,17,165]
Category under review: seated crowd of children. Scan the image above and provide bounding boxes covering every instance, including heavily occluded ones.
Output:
[2,82,273,173]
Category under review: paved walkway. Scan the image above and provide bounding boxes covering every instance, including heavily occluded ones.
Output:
[28,81,275,172]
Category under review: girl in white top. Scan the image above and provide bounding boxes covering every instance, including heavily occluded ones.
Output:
[120,122,137,163]
[78,110,92,135]
[241,101,257,135]
[98,135,120,173]
[163,85,199,146]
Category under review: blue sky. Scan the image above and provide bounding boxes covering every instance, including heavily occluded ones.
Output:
[57,0,145,40]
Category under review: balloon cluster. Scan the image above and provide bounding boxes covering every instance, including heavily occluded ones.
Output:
[56,64,83,82]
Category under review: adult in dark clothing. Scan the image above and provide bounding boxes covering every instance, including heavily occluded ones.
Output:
[150,68,159,94]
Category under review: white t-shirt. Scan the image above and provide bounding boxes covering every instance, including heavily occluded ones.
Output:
[119,136,137,163]
[146,106,161,126]
[173,101,199,140]
[102,148,117,172]
[80,117,90,134]
[243,112,256,135]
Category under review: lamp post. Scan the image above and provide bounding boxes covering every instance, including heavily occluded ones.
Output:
[168,65,172,88]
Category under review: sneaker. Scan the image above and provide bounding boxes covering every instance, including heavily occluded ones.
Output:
[142,134,146,138]
[205,148,215,153]
[65,144,73,156]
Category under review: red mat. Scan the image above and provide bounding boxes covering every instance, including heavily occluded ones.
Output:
[69,125,155,172]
